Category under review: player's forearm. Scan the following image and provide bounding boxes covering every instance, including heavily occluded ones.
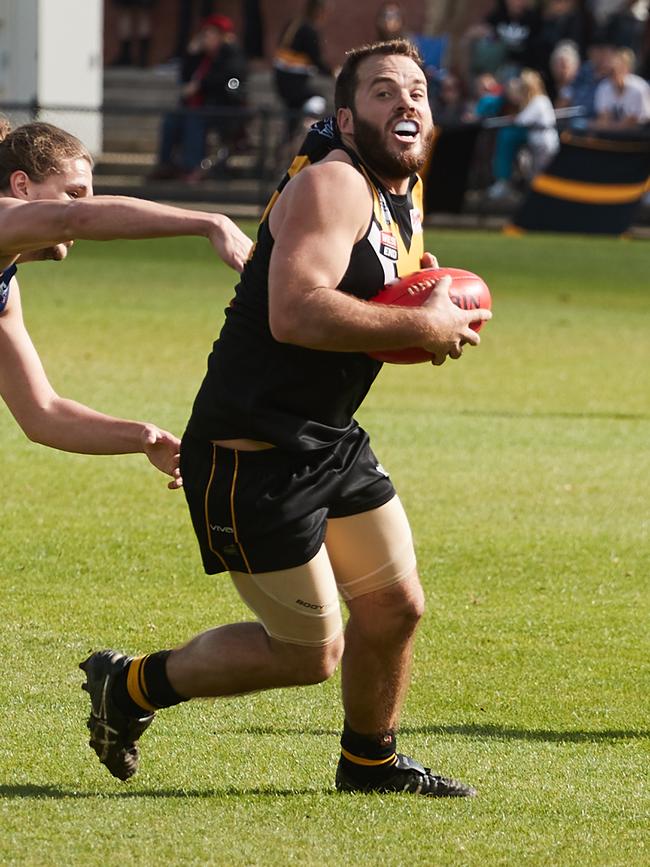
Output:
[65,197,221,242]
[270,285,434,352]
[17,396,148,455]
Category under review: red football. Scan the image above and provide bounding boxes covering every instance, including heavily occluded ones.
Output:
[368,267,492,364]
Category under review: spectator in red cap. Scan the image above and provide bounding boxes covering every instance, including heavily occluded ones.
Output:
[151,13,248,181]
[202,13,234,34]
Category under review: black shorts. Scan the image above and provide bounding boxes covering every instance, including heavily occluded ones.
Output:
[180,426,395,575]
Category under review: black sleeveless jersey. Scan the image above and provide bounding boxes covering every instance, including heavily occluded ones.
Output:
[0,263,17,313]
[186,118,425,452]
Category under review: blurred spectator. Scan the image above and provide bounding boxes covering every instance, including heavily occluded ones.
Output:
[592,46,650,126]
[513,69,561,172]
[475,72,505,98]
[110,0,157,67]
[588,0,626,24]
[561,32,616,122]
[273,0,333,139]
[465,0,538,81]
[150,15,247,182]
[549,39,582,104]
[641,8,650,77]
[430,72,471,125]
[528,0,589,85]
[599,0,648,53]
[172,1,214,63]
[375,2,406,41]
[469,72,506,117]
[488,69,560,197]
[466,74,509,146]
[463,73,507,190]
[375,5,449,98]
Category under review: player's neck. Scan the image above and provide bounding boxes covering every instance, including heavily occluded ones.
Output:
[340,136,410,195]
[373,172,409,195]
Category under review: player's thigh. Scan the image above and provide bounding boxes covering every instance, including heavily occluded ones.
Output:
[325,495,418,601]
[230,545,343,648]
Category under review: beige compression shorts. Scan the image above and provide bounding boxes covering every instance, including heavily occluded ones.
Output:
[230,496,417,647]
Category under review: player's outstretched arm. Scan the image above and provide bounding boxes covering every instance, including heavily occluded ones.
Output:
[268,161,490,357]
[0,197,253,273]
[0,278,181,485]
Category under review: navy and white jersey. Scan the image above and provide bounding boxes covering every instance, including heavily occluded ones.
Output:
[0,263,17,314]
[186,118,425,452]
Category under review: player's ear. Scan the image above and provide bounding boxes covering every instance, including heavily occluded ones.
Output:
[9,171,31,200]
[337,106,354,135]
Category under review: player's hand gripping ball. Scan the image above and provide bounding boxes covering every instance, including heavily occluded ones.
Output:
[368,267,492,364]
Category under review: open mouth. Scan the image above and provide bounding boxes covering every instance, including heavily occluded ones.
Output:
[392,119,420,143]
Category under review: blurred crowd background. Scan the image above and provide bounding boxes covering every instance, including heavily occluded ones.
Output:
[98,1,650,213]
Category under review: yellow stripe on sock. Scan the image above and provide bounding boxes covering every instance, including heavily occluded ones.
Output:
[126,656,157,713]
[340,747,398,767]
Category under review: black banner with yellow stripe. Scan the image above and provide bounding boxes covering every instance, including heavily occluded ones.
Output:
[513,130,650,235]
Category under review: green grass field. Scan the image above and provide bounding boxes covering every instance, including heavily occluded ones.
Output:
[1,227,648,866]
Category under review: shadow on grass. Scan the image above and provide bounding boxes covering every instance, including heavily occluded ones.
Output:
[3,726,644,801]
[400,724,649,743]
[0,783,327,800]
[216,723,648,744]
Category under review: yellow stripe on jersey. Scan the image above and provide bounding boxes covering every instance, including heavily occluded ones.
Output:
[359,164,425,276]
[260,189,280,225]
[287,155,311,178]
[260,155,313,224]
[260,138,425,280]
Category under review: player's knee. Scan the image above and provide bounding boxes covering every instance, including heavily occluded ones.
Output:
[351,578,425,644]
[387,587,424,639]
[402,582,425,625]
[274,633,343,686]
[299,634,344,684]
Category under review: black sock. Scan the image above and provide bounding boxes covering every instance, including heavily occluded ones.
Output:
[339,721,398,780]
[112,651,187,717]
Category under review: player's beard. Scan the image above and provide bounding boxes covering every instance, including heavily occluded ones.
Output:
[351,111,433,180]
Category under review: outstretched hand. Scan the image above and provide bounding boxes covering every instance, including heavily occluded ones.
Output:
[208,215,254,273]
[141,425,183,490]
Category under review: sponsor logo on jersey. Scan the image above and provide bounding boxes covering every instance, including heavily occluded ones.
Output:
[210,524,234,533]
[410,208,423,234]
[380,231,398,260]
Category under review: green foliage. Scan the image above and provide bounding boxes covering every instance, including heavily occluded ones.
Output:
[1,229,648,865]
